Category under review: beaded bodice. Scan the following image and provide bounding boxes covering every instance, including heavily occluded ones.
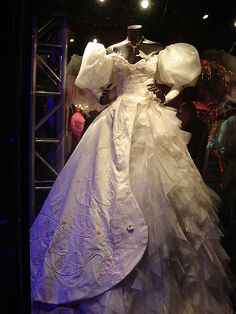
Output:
[112,52,157,96]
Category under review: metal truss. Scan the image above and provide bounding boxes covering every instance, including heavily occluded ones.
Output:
[30,17,68,223]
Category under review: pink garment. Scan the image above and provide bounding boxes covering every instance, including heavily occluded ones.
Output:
[70,110,85,141]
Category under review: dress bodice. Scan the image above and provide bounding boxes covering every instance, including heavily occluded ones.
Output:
[112,53,157,96]
[75,41,201,105]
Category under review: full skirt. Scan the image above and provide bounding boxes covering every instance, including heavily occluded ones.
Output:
[32,100,235,314]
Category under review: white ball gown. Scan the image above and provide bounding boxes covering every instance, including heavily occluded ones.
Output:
[30,42,235,313]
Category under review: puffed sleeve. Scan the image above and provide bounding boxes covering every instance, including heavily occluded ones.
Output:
[75,42,113,98]
[156,43,201,88]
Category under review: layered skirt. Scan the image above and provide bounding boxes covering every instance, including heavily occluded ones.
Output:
[32,99,235,314]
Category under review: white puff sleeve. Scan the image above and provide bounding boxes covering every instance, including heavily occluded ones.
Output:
[157,43,201,87]
[156,43,201,103]
[75,42,113,99]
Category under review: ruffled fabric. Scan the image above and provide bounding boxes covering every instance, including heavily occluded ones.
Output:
[126,101,234,314]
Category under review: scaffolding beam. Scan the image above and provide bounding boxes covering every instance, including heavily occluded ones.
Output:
[29,16,68,224]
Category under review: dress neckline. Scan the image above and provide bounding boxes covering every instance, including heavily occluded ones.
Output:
[113,49,158,66]
[113,51,147,66]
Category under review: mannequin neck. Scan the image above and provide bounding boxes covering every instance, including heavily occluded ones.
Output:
[127,25,143,45]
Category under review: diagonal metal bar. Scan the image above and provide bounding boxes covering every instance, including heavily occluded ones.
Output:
[35,151,59,176]
[37,55,61,85]
[35,103,60,130]
[37,18,56,39]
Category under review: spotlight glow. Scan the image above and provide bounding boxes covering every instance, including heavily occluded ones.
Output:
[203,14,209,19]
[69,38,75,43]
[141,0,149,9]
[93,38,98,43]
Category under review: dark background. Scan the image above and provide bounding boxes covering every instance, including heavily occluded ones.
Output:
[34,0,236,55]
[2,0,236,313]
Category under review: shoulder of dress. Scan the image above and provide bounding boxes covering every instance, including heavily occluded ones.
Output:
[143,39,163,45]
[106,40,128,54]
[84,41,106,54]
[137,49,158,60]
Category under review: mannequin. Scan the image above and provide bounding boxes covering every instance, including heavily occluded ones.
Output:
[107,25,183,104]
[78,25,164,133]
[102,24,167,104]
[106,25,180,104]
[106,24,164,64]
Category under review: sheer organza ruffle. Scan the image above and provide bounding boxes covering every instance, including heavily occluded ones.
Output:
[126,102,234,314]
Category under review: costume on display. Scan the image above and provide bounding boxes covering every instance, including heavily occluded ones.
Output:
[209,100,236,221]
[30,31,235,313]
